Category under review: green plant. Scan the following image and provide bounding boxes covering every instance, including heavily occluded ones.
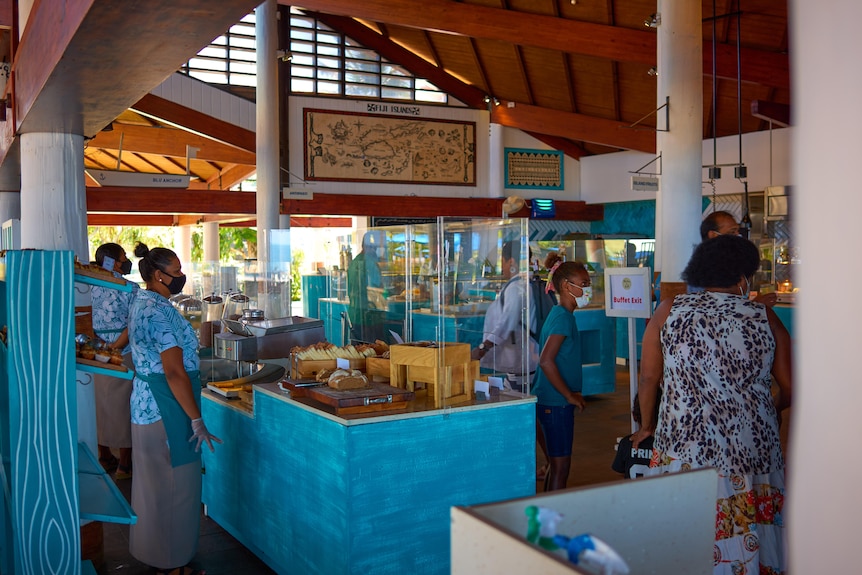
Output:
[290,250,304,301]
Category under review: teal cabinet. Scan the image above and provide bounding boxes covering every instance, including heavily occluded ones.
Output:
[202,386,535,575]
[615,316,647,360]
[575,308,617,395]
[301,274,328,319]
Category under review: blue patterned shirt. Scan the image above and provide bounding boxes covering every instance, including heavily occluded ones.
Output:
[128,289,200,424]
[91,271,139,353]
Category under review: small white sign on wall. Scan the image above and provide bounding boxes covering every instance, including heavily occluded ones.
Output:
[603,267,653,319]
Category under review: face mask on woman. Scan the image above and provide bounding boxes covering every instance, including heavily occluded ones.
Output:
[567,281,593,308]
[161,270,187,295]
[574,286,593,308]
[119,259,133,275]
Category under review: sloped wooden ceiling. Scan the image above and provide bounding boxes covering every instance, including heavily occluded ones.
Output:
[291,0,789,156]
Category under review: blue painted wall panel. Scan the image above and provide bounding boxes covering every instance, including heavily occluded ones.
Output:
[202,390,535,575]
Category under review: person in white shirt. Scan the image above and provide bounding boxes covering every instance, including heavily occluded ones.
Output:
[471,240,539,392]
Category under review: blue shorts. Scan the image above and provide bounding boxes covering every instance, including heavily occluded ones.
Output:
[537,404,575,458]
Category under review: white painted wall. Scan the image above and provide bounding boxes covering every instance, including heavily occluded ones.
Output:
[789,0,861,571]
[580,127,792,203]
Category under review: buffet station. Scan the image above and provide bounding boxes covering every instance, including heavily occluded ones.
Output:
[197,309,536,575]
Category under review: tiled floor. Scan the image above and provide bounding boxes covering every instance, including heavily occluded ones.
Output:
[94,366,638,574]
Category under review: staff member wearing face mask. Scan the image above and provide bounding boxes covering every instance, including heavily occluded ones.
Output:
[531,261,590,491]
[127,242,221,575]
[91,242,139,480]
[632,234,792,575]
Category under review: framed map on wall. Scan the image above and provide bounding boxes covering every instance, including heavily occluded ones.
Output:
[304,108,476,185]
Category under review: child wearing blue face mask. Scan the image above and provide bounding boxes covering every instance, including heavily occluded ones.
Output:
[531,261,590,491]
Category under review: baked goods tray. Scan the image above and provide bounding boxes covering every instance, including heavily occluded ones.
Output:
[74,269,133,292]
[76,358,134,380]
[207,383,246,398]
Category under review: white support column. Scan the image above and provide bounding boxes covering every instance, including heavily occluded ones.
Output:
[789,1,862,571]
[19,132,88,263]
[174,226,192,282]
[255,0,281,266]
[655,0,703,292]
[203,221,220,263]
[488,122,504,198]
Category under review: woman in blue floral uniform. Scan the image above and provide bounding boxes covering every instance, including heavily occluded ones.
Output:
[91,242,138,479]
[127,242,221,575]
[633,235,792,575]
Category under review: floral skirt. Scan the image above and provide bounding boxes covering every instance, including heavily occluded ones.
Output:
[650,450,786,575]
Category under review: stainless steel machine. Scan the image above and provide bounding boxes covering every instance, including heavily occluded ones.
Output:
[213,314,325,362]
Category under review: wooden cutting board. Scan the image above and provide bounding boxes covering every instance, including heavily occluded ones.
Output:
[305,382,414,415]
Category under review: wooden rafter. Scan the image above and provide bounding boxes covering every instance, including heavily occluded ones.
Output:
[289,0,788,88]
[88,124,256,165]
[492,102,656,153]
[131,94,256,153]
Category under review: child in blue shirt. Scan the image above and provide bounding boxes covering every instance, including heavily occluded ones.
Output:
[531,261,591,491]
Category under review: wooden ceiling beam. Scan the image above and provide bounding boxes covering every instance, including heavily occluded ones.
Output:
[131,93,256,153]
[294,0,653,65]
[750,100,790,127]
[88,124,256,165]
[292,0,788,88]
[282,193,604,221]
[492,102,656,153]
[525,132,589,160]
[87,187,256,214]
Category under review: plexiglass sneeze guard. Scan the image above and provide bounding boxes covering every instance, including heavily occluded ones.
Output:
[337,219,529,409]
[189,229,293,346]
[431,218,531,407]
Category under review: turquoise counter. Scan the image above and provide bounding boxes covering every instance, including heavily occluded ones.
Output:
[774,304,794,337]
[201,385,536,575]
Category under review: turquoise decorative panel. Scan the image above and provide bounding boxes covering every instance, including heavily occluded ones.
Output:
[590,200,656,238]
[202,389,535,575]
[3,250,78,575]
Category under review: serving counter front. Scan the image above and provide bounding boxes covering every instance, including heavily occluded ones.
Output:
[201,383,536,575]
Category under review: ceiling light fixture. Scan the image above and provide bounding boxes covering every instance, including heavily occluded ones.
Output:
[644,13,660,28]
[493,97,500,106]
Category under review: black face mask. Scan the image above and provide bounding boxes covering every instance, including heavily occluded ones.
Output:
[120,259,133,275]
[161,270,187,295]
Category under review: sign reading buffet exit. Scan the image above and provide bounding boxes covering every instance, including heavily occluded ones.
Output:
[603,267,653,318]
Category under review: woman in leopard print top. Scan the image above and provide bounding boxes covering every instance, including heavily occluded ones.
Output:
[633,234,792,575]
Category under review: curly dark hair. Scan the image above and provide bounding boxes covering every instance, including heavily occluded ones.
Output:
[682,234,760,288]
[550,261,587,293]
[133,241,178,282]
[543,251,563,271]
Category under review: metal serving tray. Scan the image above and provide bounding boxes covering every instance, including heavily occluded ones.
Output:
[243,315,325,337]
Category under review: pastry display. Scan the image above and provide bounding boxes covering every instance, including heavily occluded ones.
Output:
[291,341,386,360]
